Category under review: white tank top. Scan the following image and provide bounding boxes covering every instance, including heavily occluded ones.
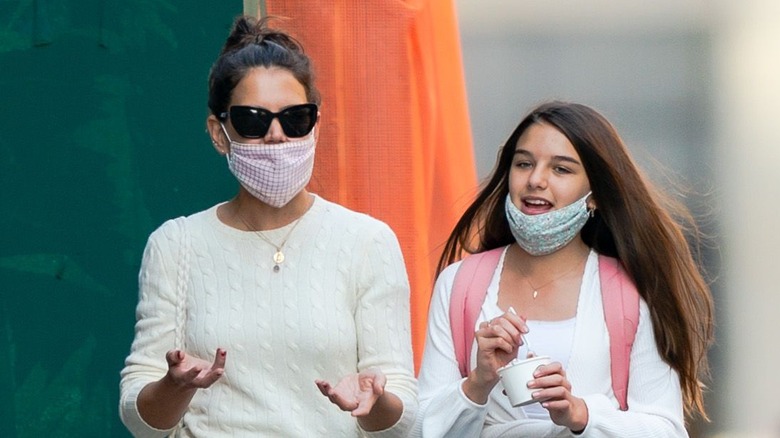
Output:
[520,317,576,419]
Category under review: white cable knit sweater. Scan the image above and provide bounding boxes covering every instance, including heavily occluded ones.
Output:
[119,195,417,437]
[413,248,687,438]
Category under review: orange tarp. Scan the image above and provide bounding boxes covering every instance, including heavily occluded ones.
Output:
[262,0,477,371]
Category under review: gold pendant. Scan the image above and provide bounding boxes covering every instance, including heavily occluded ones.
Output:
[273,251,285,264]
[532,290,539,299]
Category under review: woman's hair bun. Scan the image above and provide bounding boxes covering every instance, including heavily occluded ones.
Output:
[219,15,304,57]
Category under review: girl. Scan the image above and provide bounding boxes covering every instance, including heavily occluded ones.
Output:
[414,101,713,437]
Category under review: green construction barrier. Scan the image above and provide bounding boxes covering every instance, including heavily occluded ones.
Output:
[1,2,239,436]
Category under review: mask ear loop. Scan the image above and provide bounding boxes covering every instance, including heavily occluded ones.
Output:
[312,121,319,142]
[217,122,237,156]
[219,122,233,143]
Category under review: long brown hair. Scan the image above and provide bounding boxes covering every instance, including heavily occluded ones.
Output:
[439,101,714,420]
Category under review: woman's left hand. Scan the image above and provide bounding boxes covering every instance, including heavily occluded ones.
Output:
[315,368,386,417]
[528,361,589,432]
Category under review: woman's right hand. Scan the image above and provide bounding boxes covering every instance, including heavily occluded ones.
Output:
[462,310,527,404]
[137,348,228,429]
[164,348,227,389]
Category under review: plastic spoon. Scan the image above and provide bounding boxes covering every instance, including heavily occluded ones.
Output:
[508,306,534,356]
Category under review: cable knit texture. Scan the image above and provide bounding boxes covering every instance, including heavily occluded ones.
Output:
[413,248,687,438]
[119,195,417,437]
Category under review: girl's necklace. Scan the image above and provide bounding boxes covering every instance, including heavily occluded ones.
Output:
[517,255,587,299]
[238,213,303,272]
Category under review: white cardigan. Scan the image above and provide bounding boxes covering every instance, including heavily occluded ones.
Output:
[413,248,687,437]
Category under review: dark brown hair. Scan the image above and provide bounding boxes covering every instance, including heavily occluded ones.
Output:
[439,101,714,420]
[207,16,321,117]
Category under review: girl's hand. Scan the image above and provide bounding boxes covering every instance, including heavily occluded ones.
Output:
[528,361,589,432]
[463,309,528,403]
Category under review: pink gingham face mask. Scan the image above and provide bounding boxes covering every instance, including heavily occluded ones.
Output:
[223,125,316,208]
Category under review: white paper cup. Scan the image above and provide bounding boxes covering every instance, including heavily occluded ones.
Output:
[497,355,552,407]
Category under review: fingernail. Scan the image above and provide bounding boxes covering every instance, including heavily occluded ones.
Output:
[508,306,517,315]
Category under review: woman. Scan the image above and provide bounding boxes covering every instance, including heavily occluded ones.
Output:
[414,101,713,436]
[119,16,417,437]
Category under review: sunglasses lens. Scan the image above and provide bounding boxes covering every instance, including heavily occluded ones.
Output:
[230,107,271,138]
[227,104,318,138]
[279,104,318,137]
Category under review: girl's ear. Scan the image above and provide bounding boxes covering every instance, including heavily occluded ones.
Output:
[586,193,597,214]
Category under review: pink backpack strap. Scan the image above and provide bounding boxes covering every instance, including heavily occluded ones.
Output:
[449,247,504,378]
[599,254,640,411]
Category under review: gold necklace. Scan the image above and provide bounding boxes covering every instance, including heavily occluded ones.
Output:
[238,213,303,272]
[517,256,587,299]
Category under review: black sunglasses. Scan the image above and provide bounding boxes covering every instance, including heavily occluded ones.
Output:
[219,103,318,138]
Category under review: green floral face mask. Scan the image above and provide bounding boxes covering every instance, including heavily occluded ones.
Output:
[504,192,592,256]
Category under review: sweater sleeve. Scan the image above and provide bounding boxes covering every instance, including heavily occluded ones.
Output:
[411,263,490,438]
[118,219,184,438]
[353,222,418,438]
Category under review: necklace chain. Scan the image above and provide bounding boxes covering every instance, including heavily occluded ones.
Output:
[517,255,587,299]
[238,213,303,272]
